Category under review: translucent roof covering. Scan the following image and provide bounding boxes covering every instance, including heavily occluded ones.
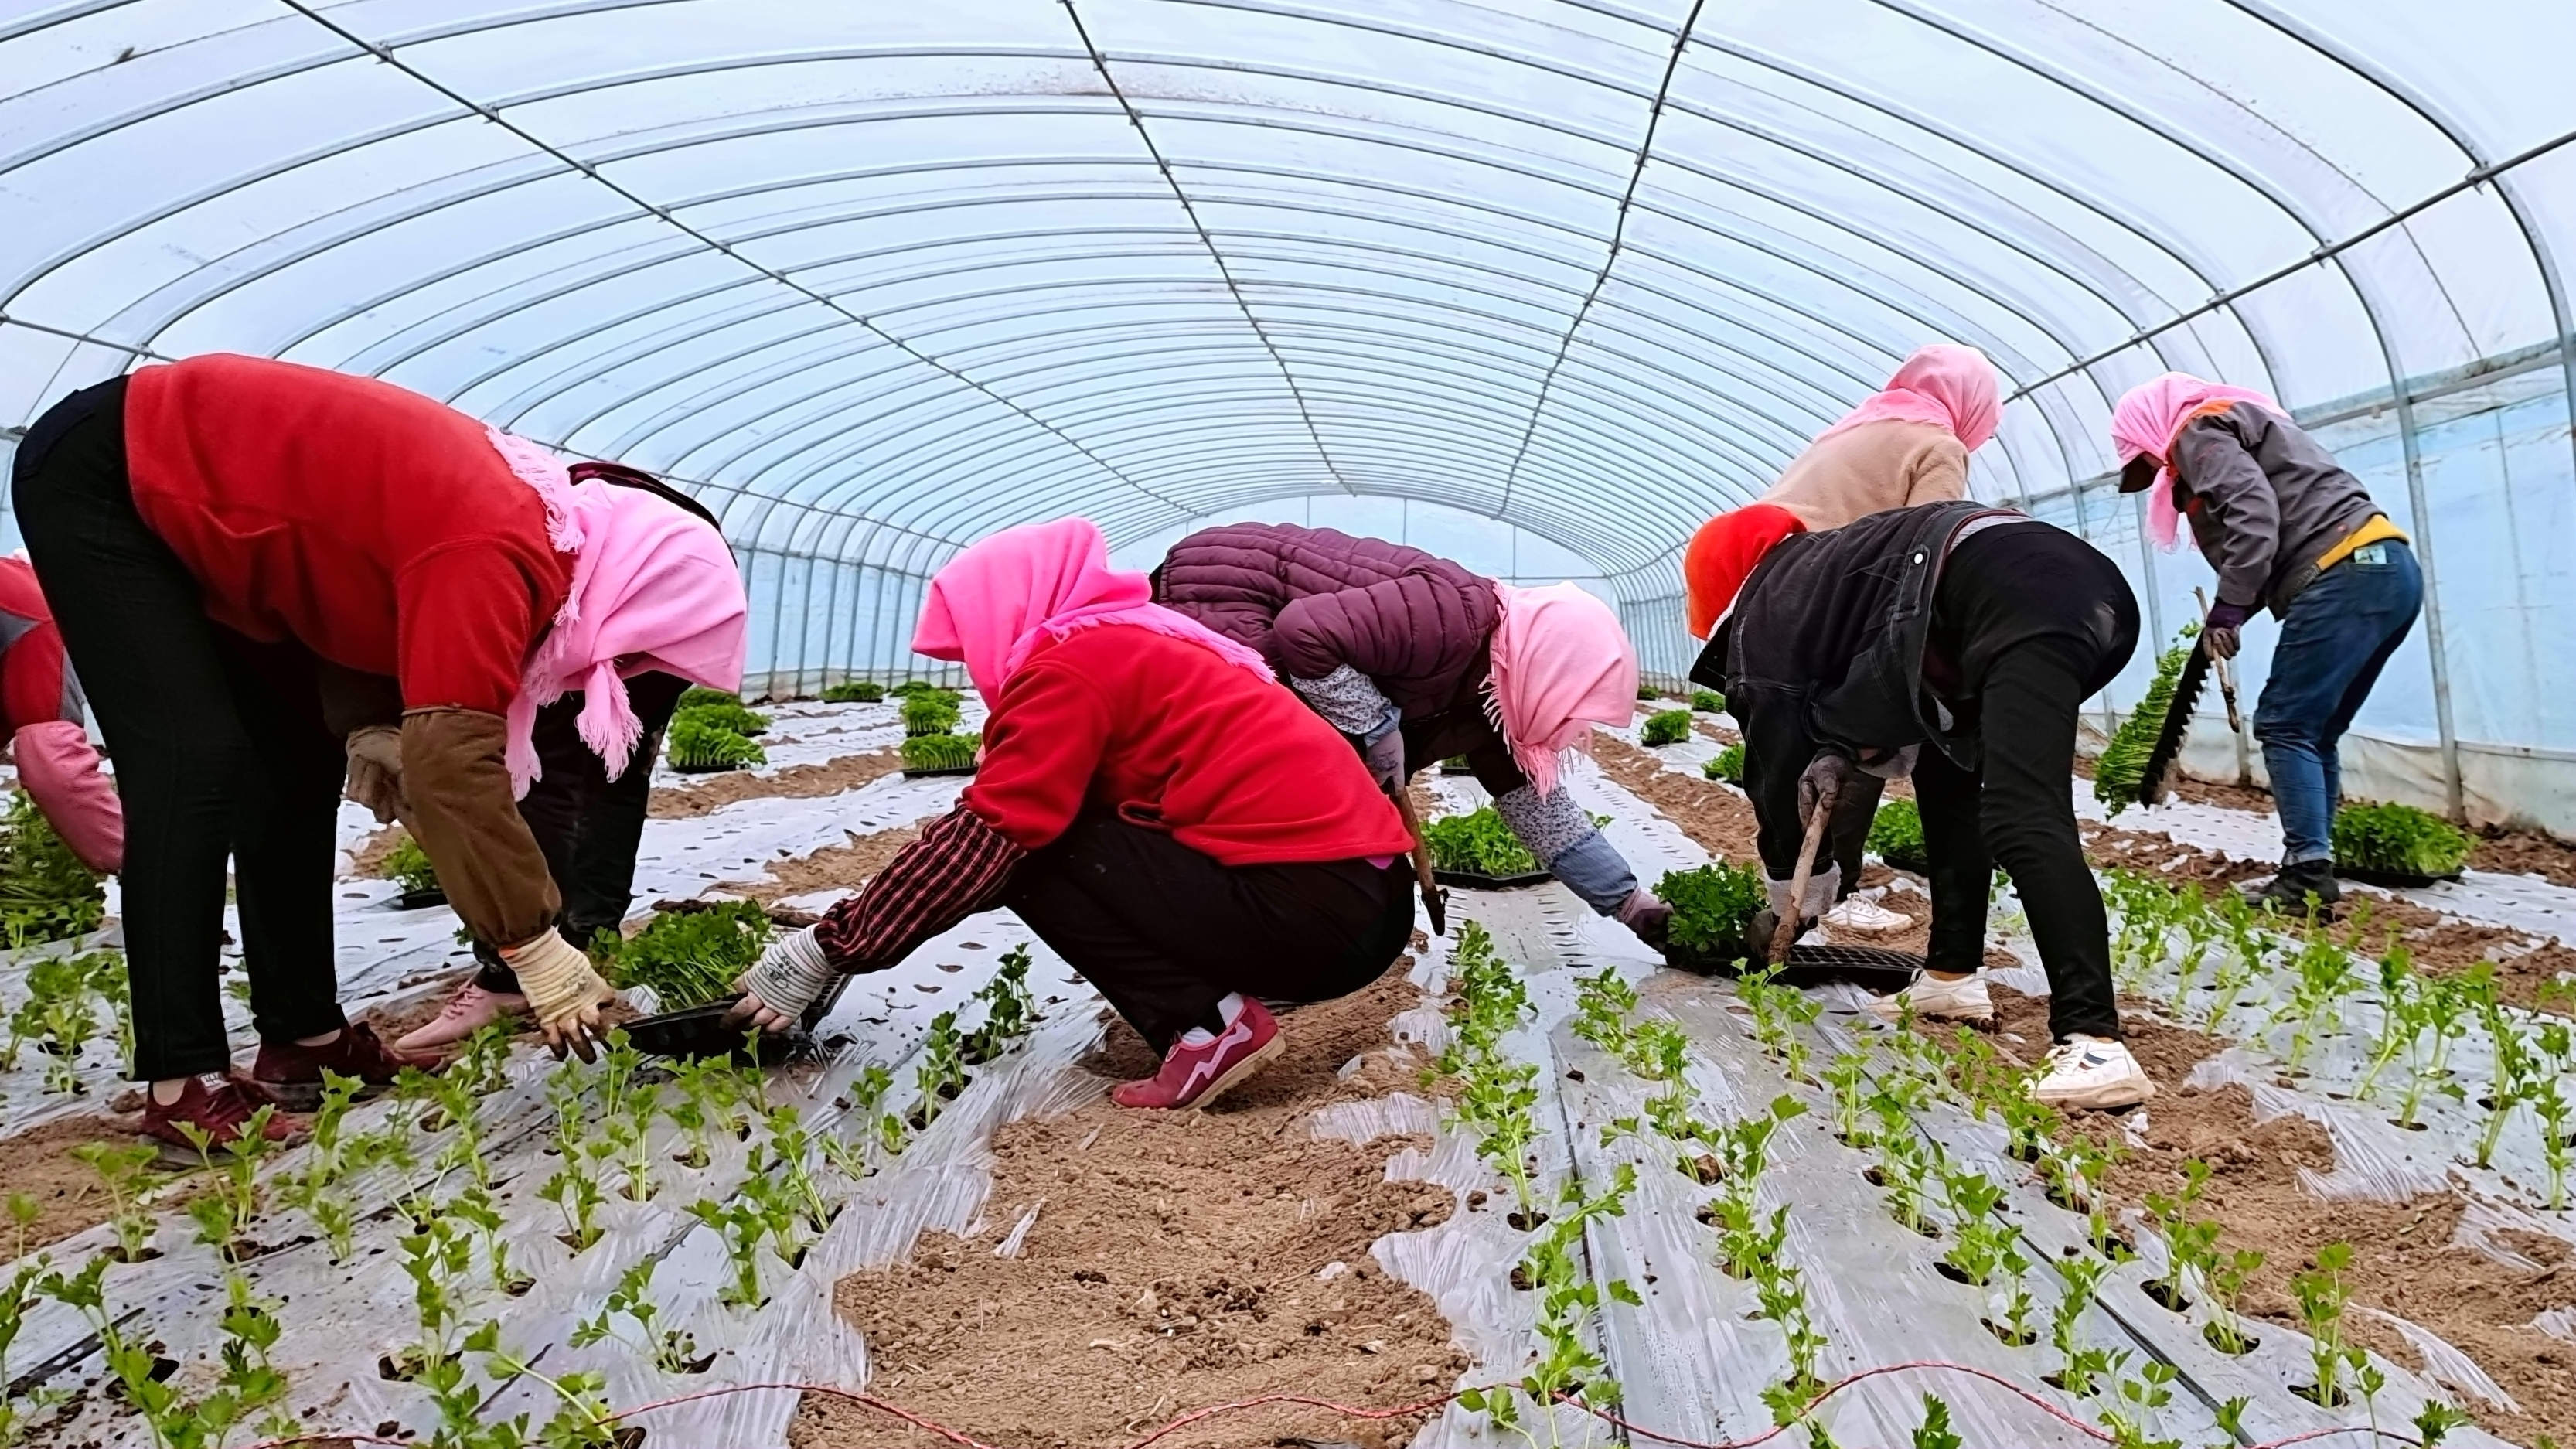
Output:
[3,1,2573,821]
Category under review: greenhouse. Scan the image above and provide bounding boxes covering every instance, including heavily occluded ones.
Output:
[0,2,2570,1447]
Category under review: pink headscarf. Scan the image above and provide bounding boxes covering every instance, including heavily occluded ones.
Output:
[911,518,1275,707]
[489,430,749,793]
[2109,373,2284,551]
[1483,583,1638,796]
[1813,343,2001,453]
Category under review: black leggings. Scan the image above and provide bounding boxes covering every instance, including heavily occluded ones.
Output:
[1916,637,2120,1042]
[12,378,349,1079]
[1004,813,1415,1053]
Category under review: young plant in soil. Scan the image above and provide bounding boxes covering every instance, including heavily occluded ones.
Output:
[2044,1255,2110,1395]
[573,1258,710,1376]
[1702,744,1746,786]
[1572,968,1637,1058]
[1935,1171,2009,1287]
[822,679,884,703]
[2355,945,2422,1103]
[689,1194,772,1310]
[179,1107,283,1261]
[908,1010,972,1133]
[1692,689,1726,713]
[2199,1246,2264,1354]
[960,946,1039,1062]
[1638,708,1692,746]
[2271,923,2358,1073]
[2140,1159,2214,1311]
[539,1074,610,1253]
[449,1185,533,1297]
[381,832,441,899]
[1821,1052,1870,1147]
[2288,1240,2356,1407]
[386,1212,475,1383]
[71,1140,162,1263]
[1470,1163,1641,1444]
[2099,1356,2181,1449]
[15,952,109,1093]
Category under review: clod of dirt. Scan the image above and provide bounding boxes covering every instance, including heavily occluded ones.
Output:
[789,971,1467,1449]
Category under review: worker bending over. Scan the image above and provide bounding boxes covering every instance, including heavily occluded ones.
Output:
[2111,373,2422,915]
[1682,343,1999,936]
[1699,500,2152,1110]
[1152,521,1664,946]
[11,356,746,1152]
[732,519,1416,1110]
[0,554,121,871]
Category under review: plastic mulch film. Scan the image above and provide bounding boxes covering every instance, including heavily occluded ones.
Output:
[2361,1307,2523,1413]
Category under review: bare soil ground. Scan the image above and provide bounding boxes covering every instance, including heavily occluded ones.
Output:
[721,825,922,904]
[347,823,406,878]
[0,1113,145,1256]
[649,749,902,818]
[788,969,1467,1449]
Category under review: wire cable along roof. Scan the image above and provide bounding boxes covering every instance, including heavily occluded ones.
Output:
[2,1,2572,821]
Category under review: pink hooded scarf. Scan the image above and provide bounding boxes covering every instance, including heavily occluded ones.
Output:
[488,430,749,794]
[1813,343,2001,453]
[911,518,1275,707]
[2109,373,2284,551]
[1483,583,1639,796]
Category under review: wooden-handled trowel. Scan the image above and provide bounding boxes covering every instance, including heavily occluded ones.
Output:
[1392,787,1448,936]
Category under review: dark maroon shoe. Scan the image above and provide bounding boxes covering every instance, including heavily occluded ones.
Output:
[140,1075,301,1166]
[1112,1001,1283,1110]
[251,1021,434,1110]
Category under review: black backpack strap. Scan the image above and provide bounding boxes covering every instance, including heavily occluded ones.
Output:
[567,459,721,530]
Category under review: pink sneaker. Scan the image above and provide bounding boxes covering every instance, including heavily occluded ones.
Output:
[394,984,530,1052]
[1112,1001,1283,1110]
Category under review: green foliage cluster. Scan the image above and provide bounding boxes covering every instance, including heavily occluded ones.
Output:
[1422,806,1541,878]
[900,731,981,772]
[1692,689,1726,713]
[1656,861,1765,963]
[1639,707,1693,746]
[0,791,106,946]
[676,686,741,711]
[380,834,441,896]
[666,715,766,772]
[821,679,884,703]
[1702,742,1745,786]
[2094,622,2199,814]
[889,679,946,697]
[900,690,963,737]
[672,697,770,738]
[1868,798,1930,873]
[595,900,772,1011]
[2332,801,2472,879]
[1636,684,1658,701]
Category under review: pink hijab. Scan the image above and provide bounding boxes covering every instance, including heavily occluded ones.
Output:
[912,518,1275,707]
[1813,343,2001,452]
[2109,373,2284,550]
[1483,583,1638,796]
[489,430,749,793]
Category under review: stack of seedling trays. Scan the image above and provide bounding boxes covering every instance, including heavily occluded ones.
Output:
[2332,800,2473,888]
[1423,806,1552,889]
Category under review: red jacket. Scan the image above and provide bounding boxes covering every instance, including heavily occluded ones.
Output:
[963,626,1411,866]
[122,355,572,714]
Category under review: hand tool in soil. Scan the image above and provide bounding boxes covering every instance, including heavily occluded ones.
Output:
[1391,786,1447,936]
[2196,588,2244,734]
[625,973,853,1063]
[2137,633,2217,809]
[1767,773,1838,965]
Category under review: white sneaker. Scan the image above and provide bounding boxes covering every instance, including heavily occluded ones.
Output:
[1822,896,1910,935]
[1869,970,1992,1025]
[2029,1035,2155,1110]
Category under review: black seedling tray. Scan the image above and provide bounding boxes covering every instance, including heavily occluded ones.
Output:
[394,889,448,911]
[624,999,813,1065]
[670,761,749,775]
[1434,867,1552,890]
[2336,864,2462,889]
[902,764,978,778]
[1439,761,1477,776]
[1664,939,1920,992]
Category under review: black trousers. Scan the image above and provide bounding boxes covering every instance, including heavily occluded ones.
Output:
[474,673,687,992]
[1004,813,1415,1053]
[1915,637,2121,1042]
[12,378,349,1079]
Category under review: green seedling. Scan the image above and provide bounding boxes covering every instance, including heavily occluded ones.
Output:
[2099,1357,2181,1449]
[449,1185,533,1297]
[1937,1171,2009,1287]
[1866,799,1929,874]
[2142,1159,2214,1311]
[1691,689,1726,713]
[2272,929,2356,1073]
[821,679,884,703]
[2046,1256,2109,1395]
[2201,1246,2264,1354]
[672,697,771,738]
[70,1140,160,1262]
[898,690,961,738]
[381,833,441,898]
[572,1258,709,1375]
[2332,800,2472,878]
[666,715,765,771]
[0,793,108,946]
[899,731,980,771]
[1421,806,1542,878]
[178,1109,281,1261]
[2093,625,2198,815]
[1821,1052,1870,1145]
[596,901,772,1011]
[1702,743,1746,786]
[1655,862,1766,967]
[2289,1241,2356,1406]
[689,1194,772,1310]
[1639,708,1692,745]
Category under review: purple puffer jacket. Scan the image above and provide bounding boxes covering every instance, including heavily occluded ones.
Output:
[1152,522,1503,718]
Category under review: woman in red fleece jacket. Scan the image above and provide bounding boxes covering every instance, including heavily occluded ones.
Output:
[10,356,745,1154]
[730,518,1418,1109]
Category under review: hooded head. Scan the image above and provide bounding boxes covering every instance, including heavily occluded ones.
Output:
[911,517,1276,707]
[2108,372,2283,550]
[487,429,748,795]
[1813,343,2001,453]
[1482,584,1637,797]
[1682,503,1806,639]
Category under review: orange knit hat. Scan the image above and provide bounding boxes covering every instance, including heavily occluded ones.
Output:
[1683,503,1806,639]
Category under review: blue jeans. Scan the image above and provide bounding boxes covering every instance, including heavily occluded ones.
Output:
[2253,540,2423,863]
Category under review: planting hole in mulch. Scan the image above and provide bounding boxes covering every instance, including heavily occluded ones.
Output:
[788,970,1467,1449]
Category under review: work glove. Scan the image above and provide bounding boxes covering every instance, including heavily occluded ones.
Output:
[1361,716,1407,796]
[1766,865,1841,926]
[1797,751,1861,825]
[728,926,837,1035]
[2203,600,2252,661]
[1857,744,1919,780]
[1614,888,1673,949]
[503,928,619,1063]
[343,725,410,826]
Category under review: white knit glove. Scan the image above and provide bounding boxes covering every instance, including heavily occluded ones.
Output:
[343,725,410,826]
[729,926,835,1035]
[1766,865,1841,924]
[502,928,618,1062]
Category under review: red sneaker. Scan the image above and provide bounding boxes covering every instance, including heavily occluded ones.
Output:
[251,1021,434,1110]
[1112,1001,1283,1110]
[140,1075,302,1165]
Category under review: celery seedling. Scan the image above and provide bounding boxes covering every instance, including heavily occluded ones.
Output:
[2289,1241,2355,1406]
